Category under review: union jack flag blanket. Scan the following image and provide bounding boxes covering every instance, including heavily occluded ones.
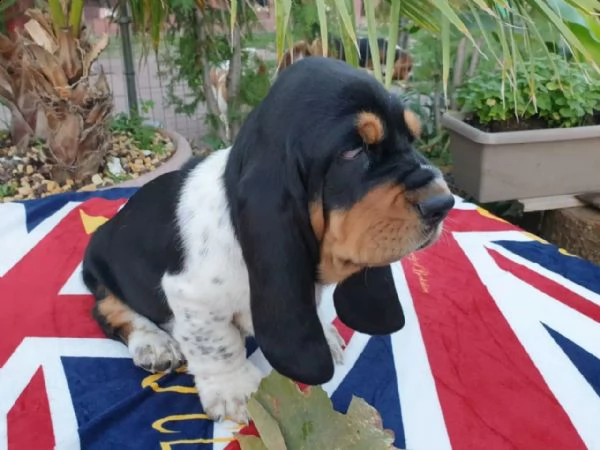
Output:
[1,188,599,450]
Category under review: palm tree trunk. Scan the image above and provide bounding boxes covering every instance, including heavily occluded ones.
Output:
[1,7,113,179]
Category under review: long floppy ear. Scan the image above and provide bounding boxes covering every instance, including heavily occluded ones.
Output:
[333,264,405,335]
[233,168,334,385]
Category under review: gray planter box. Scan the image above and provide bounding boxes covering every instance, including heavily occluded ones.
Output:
[442,111,600,203]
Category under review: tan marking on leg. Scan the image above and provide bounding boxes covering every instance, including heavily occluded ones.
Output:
[97,293,134,340]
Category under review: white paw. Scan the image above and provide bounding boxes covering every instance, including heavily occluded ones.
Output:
[324,323,345,365]
[196,360,263,424]
[128,327,186,373]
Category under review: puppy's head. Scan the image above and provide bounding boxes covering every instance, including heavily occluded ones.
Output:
[227,57,453,385]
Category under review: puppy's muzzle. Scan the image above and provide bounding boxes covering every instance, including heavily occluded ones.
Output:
[403,165,455,227]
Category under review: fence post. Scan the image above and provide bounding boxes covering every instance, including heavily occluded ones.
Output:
[117,2,138,116]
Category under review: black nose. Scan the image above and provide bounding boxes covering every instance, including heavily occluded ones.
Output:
[417,195,455,225]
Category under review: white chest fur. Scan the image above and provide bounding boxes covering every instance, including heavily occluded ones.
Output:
[162,148,253,333]
[158,148,343,423]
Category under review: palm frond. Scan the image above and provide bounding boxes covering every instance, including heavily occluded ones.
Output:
[273,0,600,100]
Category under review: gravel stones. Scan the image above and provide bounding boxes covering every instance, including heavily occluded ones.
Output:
[0,130,175,202]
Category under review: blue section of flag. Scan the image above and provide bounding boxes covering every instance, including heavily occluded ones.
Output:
[19,188,138,232]
[495,240,600,295]
[330,336,405,448]
[543,324,600,398]
[245,337,258,357]
[62,356,212,450]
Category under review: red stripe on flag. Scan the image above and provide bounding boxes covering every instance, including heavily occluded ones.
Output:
[332,318,354,344]
[8,368,54,450]
[489,248,600,323]
[402,234,586,450]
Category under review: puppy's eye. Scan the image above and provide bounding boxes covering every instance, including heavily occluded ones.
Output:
[341,147,363,160]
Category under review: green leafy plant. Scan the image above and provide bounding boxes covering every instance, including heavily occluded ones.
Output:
[236,371,401,450]
[110,100,164,154]
[0,183,17,199]
[273,0,600,97]
[157,1,269,144]
[289,0,321,42]
[456,54,600,131]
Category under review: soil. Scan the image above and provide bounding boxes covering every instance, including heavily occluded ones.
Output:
[0,130,176,202]
[464,113,600,133]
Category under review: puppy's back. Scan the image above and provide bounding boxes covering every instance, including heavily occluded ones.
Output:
[82,157,204,323]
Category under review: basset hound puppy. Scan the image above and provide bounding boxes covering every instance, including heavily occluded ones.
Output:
[82,57,454,423]
[278,36,413,82]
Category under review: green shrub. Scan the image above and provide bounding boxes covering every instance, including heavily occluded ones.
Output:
[110,100,164,154]
[456,55,600,130]
[0,183,17,199]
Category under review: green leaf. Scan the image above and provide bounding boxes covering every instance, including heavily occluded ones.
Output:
[237,371,402,449]
[68,0,85,37]
[385,0,402,87]
[440,13,450,102]
[230,0,237,46]
[275,0,293,63]
[364,0,382,81]
[346,396,396,444]
[237,435,269,450]
[333,0,359,67]
[531,0,598,65]
[427,0,476,44]
[315,0,329,56]
[246,397,287,450]
[48,0,67,35]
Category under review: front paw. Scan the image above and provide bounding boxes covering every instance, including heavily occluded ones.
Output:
[324,323,345,365]
[196,360,263,424]
[128,327,186,373]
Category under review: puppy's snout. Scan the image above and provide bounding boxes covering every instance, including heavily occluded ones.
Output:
[403,167,435,190]
[417,195,455,226]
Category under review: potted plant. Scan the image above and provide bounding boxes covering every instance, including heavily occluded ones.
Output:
[441,54,600,203]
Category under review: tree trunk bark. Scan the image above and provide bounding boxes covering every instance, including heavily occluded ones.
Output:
[195,7,229,144]
[467,39,483,78]
[398,17,409,49]
[433,74,442,133]
[450,37,467,109]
